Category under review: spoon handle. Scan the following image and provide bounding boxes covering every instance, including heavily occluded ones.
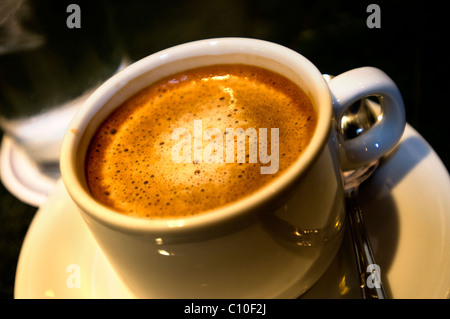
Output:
[346,188,388,299]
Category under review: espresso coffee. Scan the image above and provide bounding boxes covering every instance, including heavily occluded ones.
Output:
[85,64,317,218]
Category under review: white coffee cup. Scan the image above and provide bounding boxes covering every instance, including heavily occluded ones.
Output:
[60,38,405,298]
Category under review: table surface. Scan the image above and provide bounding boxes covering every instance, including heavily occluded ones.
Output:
[1,1,448,299]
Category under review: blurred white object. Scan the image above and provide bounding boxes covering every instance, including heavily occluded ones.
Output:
[0,134,59,206]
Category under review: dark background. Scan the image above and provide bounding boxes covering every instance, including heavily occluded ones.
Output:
[0,0,448,298]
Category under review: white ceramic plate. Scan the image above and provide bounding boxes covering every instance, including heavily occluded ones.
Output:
[0,135,59,207]
[14,124,450,298]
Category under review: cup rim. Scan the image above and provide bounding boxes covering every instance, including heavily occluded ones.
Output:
[60,37,332,234]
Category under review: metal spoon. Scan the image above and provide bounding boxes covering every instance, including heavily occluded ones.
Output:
[340,97,388,299]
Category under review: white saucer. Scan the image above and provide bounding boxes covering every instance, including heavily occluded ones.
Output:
[0,135,60,207]
[14,124,450,298]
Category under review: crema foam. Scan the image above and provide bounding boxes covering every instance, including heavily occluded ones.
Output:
[85,64,317,218]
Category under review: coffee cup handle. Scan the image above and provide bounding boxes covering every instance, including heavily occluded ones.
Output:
[327,67,406,170]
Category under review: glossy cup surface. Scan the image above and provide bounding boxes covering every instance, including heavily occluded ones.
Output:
[61,38,345,298]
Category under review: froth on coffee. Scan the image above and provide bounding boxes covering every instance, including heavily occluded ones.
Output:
[85,64,317,219]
